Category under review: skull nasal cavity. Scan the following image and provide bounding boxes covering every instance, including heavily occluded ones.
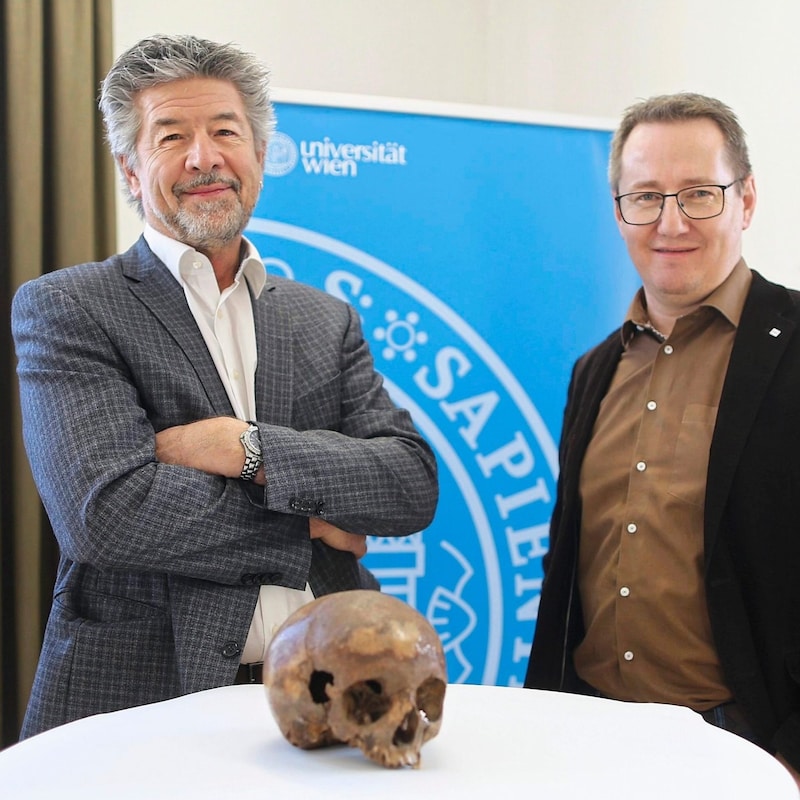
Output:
[393,710,419,746]
[308,670,334,704]
[344,679,391,725]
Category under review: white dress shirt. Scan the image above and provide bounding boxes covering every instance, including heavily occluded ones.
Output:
[145,225,314,664]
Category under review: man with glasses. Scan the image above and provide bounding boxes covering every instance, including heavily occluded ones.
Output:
[525,92,800,787]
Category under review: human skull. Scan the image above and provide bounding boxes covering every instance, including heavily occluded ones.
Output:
[263,589,447,768]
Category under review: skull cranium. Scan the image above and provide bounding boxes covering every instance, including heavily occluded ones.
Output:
[263,589,447,768]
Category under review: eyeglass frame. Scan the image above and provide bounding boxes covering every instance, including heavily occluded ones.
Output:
[614,177,746,226]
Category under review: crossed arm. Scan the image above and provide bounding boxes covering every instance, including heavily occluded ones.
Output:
[12,268,437,580]
[154,416,367,558]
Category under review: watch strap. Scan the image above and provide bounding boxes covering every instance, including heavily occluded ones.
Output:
[239,422,263,481]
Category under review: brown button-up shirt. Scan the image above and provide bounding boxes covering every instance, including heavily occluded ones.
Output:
[573,259,752,711]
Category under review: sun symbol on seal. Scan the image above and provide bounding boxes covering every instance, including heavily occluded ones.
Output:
[373,310,429,362]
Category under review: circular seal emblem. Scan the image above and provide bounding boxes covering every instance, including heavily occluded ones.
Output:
[246,217,558,688]
[263,131,299,177]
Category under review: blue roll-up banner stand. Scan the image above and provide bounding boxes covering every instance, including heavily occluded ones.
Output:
[248,90,639,687]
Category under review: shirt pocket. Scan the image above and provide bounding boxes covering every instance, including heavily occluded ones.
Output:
[668,403,717,508]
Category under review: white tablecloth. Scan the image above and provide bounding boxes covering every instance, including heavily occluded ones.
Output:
[1,683,797,799]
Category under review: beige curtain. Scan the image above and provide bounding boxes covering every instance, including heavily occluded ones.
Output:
[0,0,116,747]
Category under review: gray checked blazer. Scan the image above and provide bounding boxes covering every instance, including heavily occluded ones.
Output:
[12,236,438,738]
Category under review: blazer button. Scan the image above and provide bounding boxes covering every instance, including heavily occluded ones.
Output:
[221,641,241,659]
[289,496,315,513]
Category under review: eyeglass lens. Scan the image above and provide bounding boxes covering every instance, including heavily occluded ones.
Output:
[619,185,725,225]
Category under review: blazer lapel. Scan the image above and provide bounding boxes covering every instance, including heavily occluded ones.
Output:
[567,333,623,468]
[704,271,797,556]
[252,276,294,426]
[122,237,235,416]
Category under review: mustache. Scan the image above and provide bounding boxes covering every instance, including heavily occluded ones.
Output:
[174,173,240,195]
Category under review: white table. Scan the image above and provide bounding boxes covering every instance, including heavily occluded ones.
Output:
[1,683,797,799]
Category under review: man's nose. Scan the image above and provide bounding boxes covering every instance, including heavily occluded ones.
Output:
[185,134,223,172]
[656,195,691,234]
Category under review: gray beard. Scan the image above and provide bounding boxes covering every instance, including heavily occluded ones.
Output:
[160,173,255,251]
[166,198,250,251]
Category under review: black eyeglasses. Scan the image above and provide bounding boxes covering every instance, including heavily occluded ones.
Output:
[615,177,745,225]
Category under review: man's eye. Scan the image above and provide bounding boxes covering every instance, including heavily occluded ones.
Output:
[633,193,661,205]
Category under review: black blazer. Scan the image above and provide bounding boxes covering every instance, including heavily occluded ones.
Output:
[526,270,800,768]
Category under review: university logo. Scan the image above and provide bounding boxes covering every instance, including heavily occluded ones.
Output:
[263,131,299,177]
[264,128,409,179]
[246,217,558,688]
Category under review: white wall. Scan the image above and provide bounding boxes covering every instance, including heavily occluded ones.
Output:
[112,0,800,286]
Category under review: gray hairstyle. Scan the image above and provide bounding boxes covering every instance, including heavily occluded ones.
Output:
[99,34,274,207]
[608,92,752,193]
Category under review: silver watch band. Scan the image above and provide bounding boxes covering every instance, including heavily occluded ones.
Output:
[239,423,263,481]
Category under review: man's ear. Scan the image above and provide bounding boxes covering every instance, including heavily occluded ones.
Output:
[740,174,757,231]
[118,154,141,198]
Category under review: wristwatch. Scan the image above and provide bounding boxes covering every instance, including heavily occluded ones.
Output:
[239,422,263,481]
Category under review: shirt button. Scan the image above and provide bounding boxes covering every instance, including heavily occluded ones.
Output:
[623,650,634,662]
[636,461,646,472]
[646,400,657,411]
[192,261,202,270]
[663,345,674,355]
[620,586,630,597]
[627,523,637,534]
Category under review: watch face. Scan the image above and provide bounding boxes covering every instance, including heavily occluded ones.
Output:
[244,426,262,455]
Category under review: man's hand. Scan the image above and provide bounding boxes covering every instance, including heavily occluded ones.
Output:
[155,417,265,484]
[309,517,367,558]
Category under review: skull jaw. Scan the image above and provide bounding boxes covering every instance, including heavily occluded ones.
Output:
[332,700,434,769]
[347,714,429,768]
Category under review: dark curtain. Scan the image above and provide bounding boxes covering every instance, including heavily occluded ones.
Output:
[0,0,116,747]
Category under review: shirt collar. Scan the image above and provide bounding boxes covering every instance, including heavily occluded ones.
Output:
[621,258,752,346]
[143,224,267,298]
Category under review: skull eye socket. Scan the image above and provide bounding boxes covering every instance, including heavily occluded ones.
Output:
[416,676,446,722]
[309,670,334,704]
[344,679,391,725]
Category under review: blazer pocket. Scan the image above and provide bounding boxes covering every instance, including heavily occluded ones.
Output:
[55,588,164,624]
[292,370,342,431]
[51,592,176,719]
[668,403,717,508]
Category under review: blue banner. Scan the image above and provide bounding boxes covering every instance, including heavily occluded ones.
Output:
[248,96,639,687]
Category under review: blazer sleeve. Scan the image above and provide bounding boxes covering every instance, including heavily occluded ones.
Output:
[249,300,438,537]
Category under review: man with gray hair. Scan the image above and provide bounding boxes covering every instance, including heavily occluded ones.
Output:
[12,34,438,738]
[525,92,800,787]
